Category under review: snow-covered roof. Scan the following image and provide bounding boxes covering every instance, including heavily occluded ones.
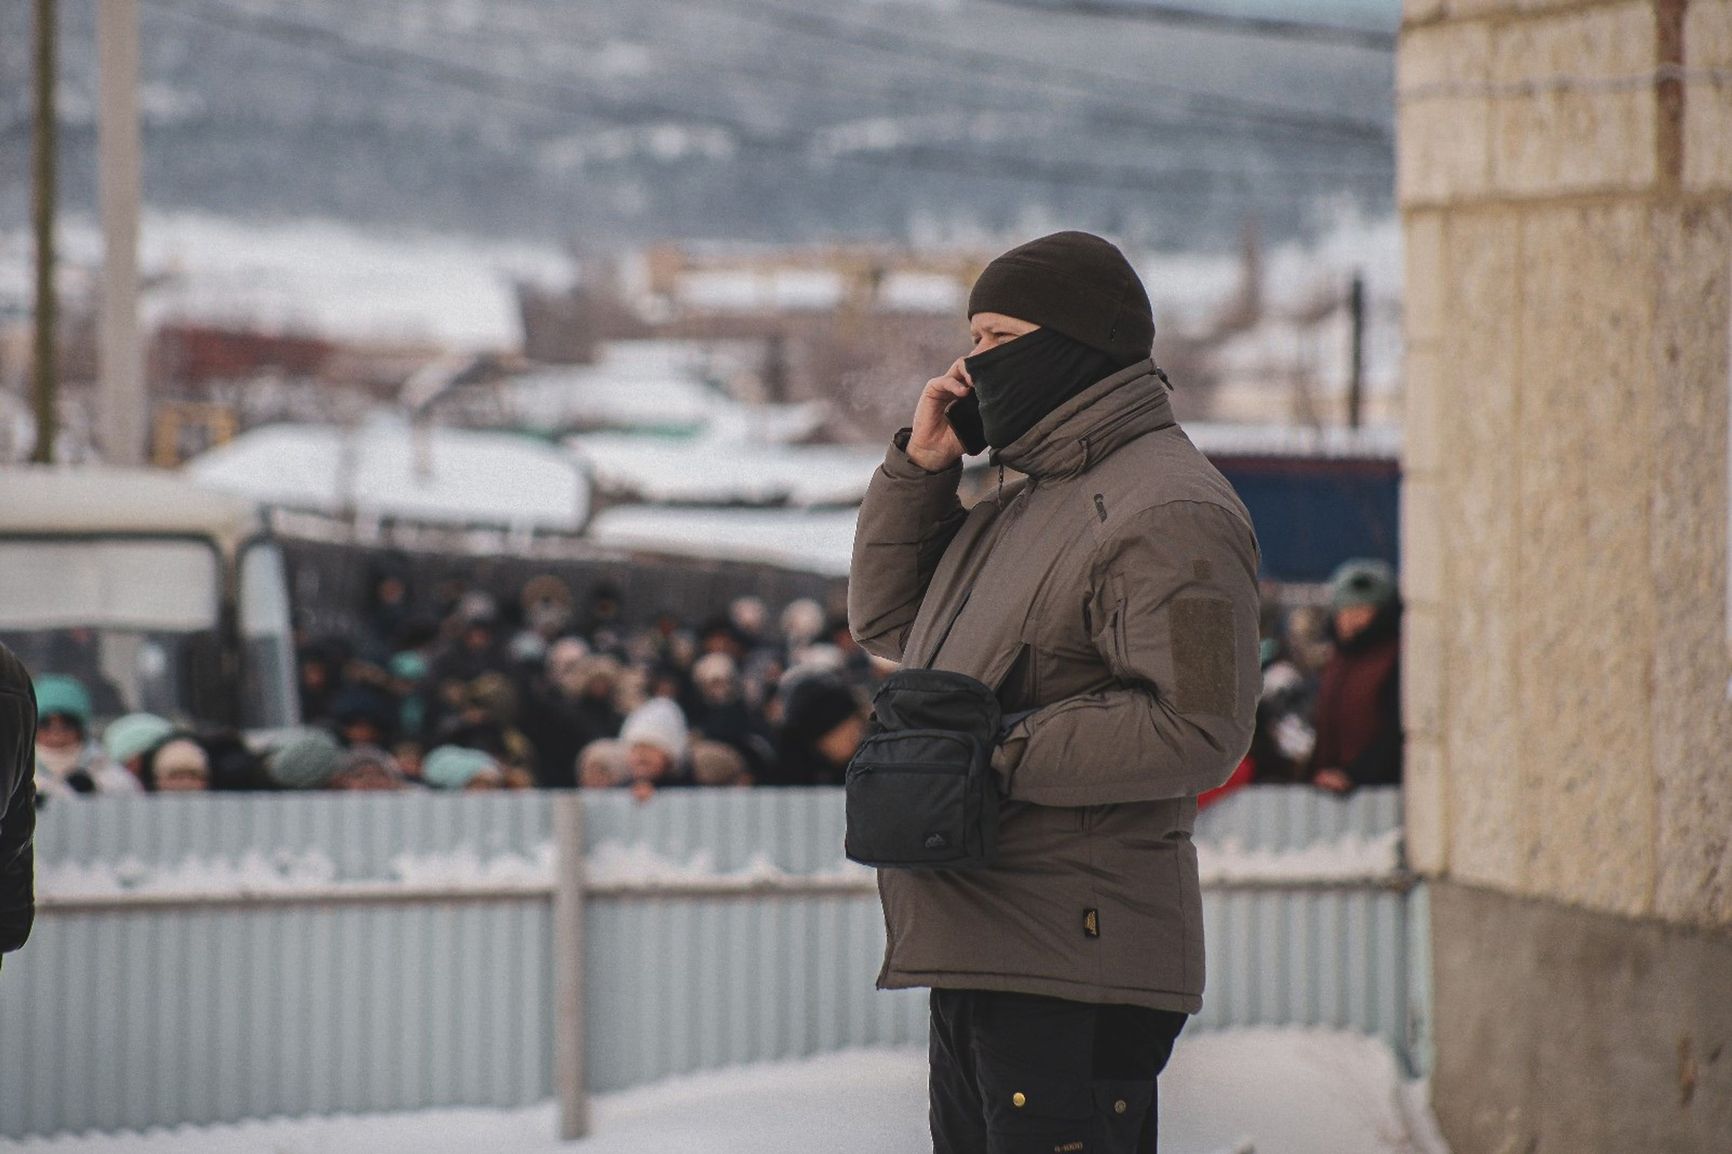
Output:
[567,435,883,507]
[677,268,847,313]
[875,271,965,314]
[186,416,590,532]
[1184,421,1402,461]
[585,506,858,577]
[0,465,264,544]
[2,213,573,352]
[502,342,826,439]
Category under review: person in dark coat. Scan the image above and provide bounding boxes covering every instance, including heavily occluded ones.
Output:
[767,669,864,787]
[1,642,38,968]
[687,653,774,780]
[518,639,599,789]
[1309,559,1403,793]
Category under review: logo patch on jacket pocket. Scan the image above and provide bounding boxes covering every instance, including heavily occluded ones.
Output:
[1083,908,1100,938]
[924,833,949,850]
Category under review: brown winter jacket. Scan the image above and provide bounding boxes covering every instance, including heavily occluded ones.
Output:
[849,360,1260,1013]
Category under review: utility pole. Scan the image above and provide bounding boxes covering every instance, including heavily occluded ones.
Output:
[99,0,146,466]
[31,0,57,464]
[1346,271,1365,430]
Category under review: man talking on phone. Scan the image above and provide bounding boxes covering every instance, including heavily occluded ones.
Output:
[849,231,1260,1153]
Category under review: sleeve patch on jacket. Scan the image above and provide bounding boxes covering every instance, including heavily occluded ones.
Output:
[1168,597,1237,716]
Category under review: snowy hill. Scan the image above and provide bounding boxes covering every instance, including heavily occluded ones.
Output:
[0,0,1396,250]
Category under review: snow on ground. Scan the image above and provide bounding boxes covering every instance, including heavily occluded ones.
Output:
[184,415,590,531]
[35,830,1401,903]
[0,1032,1446,1154]
[0,214,573,351]
[1196,828,1402,885]
[583,840,871,891]
[35,843,557,903]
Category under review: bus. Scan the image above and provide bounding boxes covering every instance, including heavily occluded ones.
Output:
[0,467,300,734]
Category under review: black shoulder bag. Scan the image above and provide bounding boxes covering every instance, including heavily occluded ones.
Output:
[843,667,1004,870]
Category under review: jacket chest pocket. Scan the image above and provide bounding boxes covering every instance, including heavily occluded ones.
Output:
[998,643,1041,713]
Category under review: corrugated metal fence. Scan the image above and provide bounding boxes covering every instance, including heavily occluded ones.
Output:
[0,787,1424,1140]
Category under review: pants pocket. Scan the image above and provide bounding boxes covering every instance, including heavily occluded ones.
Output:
[1090,1078,1156,1153]
[978,1065,1094,1154]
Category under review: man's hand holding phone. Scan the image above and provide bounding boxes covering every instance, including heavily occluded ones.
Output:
[906,357,975,472]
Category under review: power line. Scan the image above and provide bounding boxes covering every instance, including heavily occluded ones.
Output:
[467,2,1311,152]
[139,0,1392,206]
[979,0,1398,53]
[155,0,1391,154]
[674,0,1392,145]
[141,0,773,141]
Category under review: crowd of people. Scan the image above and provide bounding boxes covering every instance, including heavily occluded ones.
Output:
[27,558,1402,805]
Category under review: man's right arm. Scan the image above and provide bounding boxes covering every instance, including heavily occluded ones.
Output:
[847,429,968,663]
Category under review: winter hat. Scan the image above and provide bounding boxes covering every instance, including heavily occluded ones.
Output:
[389,651,429,682]
[521,573,574,614]
[779,598,826,648]
[34,674,93,728]
[1329,559,1398,612]
[422,745,502,790]
[619,698,690,762]
[786,645,846,677]
[692,652,738,687]
[149,737,210,783]
[781,673,861,750]
[543,635,585,676]
[465,672,519,724]
[574,654,623,691]
[509,630,549,666]
[968,231,1155,365]
[266,730,343,789]
[103,712,176,764]
[331,745,405,787]
[729,595,768,639]
[690,740,747,786]
[457,590,499,626]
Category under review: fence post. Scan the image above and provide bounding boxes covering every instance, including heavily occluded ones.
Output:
[553,792,589,1139]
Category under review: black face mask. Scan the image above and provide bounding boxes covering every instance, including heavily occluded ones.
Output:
[963,327,1130,450]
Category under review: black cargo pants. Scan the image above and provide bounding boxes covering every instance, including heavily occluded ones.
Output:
[929,989,1187,1154]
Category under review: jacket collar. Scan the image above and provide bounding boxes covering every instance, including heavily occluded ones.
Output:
[991,358,1175,481]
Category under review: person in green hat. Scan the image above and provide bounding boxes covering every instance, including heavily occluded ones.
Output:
[102,712,177,786]
[264,730,343,791]
[1309,559,1403,794]
[32,675,140,801]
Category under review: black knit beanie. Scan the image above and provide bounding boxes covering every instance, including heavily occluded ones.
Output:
[967,231,1154,365]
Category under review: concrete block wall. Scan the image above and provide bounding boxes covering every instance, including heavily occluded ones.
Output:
[1400,0,1732,1145]
[1400,0,1732,928]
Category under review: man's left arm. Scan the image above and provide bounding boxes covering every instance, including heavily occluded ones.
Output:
[994,500,1261,808]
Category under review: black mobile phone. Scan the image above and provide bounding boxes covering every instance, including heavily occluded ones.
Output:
[944,391,988,456]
